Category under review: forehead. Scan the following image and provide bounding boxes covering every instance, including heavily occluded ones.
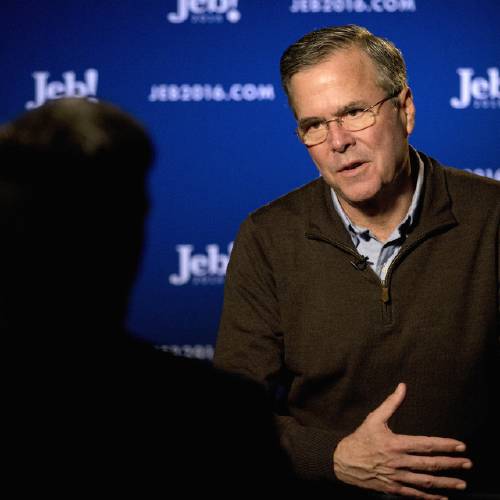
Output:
[289,48,382,118]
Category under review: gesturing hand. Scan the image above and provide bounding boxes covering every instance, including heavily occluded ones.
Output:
[333,383,472,500]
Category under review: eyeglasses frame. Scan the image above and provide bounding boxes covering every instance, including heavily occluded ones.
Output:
[296,89,402,146]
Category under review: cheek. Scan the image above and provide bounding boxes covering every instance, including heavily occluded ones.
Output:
[308,147,329,172]
[369,121,406,156]
[372,136,408,181]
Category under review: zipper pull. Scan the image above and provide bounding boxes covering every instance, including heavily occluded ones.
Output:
[381,285,390,304]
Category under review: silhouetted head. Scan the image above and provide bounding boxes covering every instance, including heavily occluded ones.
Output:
[0,98,154,343]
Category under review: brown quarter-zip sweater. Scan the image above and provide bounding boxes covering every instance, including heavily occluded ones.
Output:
[215,150,500,494]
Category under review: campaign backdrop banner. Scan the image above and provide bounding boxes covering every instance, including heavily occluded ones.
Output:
[2,0,499,360]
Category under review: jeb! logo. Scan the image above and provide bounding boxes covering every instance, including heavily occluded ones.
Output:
[25,69,99,109]
[450,68,500,109]
[169,243,233,286]
[167,0,241,24]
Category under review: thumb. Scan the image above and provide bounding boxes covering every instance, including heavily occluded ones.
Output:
[370,382,406,424]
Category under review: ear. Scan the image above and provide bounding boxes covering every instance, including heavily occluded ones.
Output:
[400,87,416,136]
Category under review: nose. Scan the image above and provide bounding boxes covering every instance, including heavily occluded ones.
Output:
[325,120,355,153]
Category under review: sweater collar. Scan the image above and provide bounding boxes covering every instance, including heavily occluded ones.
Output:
[305,147,458,247]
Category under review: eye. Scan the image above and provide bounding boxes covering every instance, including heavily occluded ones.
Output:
[301,120,323,134]
[346,108,364,118]
[308,120,323,130]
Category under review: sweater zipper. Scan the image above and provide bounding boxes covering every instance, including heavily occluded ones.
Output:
[379,231,446,325]
[307,232,393,324]
[380,278,392,325]
[307,230,447,326]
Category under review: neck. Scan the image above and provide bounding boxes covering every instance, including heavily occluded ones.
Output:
[338,158,417,242]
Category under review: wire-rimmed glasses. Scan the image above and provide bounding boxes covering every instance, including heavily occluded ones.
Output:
[297,91,400,146]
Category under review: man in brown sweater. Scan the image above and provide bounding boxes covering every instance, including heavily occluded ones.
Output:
[215,25,500,499]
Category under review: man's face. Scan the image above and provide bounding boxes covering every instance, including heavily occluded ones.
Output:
[289,47,415,208]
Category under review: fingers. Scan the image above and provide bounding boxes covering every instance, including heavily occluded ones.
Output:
[396,434,467,454]
[389,470,467,492]
[394,455,472,472]
[369,382,406,424]
[336,382,471,500]
[386,482,450,500]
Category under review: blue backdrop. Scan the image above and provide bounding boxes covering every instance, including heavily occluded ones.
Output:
[2,0,499,359]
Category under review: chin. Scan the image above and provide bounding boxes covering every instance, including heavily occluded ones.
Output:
[336,184,382,207]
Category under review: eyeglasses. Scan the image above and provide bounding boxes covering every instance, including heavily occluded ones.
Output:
[296,91,400,147]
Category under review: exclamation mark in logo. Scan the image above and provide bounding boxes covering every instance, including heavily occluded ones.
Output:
[226,0,241,23]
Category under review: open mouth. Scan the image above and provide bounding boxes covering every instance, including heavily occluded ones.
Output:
[339,161,365,173]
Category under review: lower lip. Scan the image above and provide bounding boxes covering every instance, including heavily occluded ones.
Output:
[338,162,367,177]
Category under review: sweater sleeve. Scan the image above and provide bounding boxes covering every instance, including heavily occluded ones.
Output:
[214,216,341,481]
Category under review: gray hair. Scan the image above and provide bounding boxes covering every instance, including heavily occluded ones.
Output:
[280,25,407,107]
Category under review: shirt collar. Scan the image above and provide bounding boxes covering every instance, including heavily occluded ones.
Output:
[331,149,425,240]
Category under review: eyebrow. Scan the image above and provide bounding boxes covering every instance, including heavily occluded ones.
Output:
[297,99,369,128]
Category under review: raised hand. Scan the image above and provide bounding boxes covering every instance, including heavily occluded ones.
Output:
[333,383,472,500]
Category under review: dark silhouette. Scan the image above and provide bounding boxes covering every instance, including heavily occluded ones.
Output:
[0,98,294,496]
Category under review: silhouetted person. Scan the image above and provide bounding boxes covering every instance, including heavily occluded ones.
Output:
[0,98,295,496]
